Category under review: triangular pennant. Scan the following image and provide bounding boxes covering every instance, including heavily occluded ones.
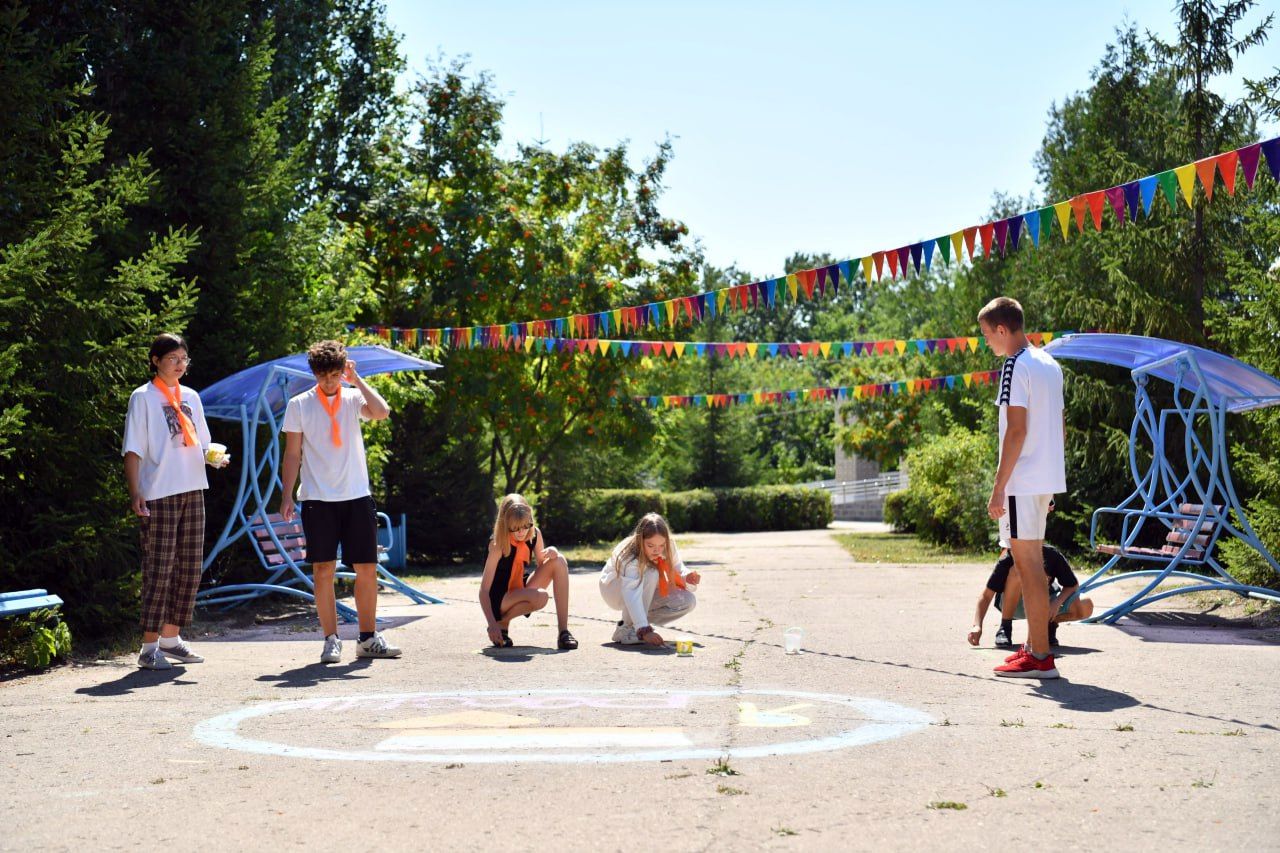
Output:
[1173,163,1196,207]
[1008,214,1024,251]
[1138,176,1157,215]
[1216,150,1238,196]
[923,239,935,269]
[1024,210,1040,248]
[886,249,899,278]
[820,342,831,357]
[1262,137,1280,182]
[894,339,907,355]
[1104,186,1126,224]
[910,243,923,274]
[938,235,952,265]
[950,231,964,262]
[814,267,828,297]
[978,222,995,256]
[994,219,1009,254]
[1069,195,1087,232]
[873,251,885,279]
[1157,170,1179,210]
[1238,143,1262,189]
[1085,191,1105,231]
[897,246,910,277]
[839,261,852,289]
[1194,157,1217,202]
[1121,181,1140,222]
[843,342,854,357]
[967,336,979,351]
[747,343,759,358]
[673,342,686,358]
[787,275,799,301]
[768,343,779,358]
[1054,200,1073,240]
[862,256,874,284]
[962,226,977,260]
[1038,206,1053,244]
[800,269,817,299]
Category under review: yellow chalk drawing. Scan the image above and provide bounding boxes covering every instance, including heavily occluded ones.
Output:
[737,702,812,728]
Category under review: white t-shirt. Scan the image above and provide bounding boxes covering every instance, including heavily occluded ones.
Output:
[121,382,211,501]
[996,345,1067,496]
[281,387,372,502]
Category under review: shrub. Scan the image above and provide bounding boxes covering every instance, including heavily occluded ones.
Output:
[543,486,832,544]
[897,427,993,550]
[0,608,73,671]
[883,489,911,533]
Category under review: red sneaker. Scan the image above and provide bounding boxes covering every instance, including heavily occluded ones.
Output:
[995,652,1059,679]
[1005,644,1031,663]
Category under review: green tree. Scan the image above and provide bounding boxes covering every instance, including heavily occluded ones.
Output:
[0,5,197,639]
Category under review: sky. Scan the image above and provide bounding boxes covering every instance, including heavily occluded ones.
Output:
[384,1,1278,281]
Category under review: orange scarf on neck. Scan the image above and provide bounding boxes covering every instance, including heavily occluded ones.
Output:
[508,537,530,592]
[655,557,687,598]
[152,377,197,447]
[316,386,342,447]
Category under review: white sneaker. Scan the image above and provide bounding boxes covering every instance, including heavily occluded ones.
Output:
[356,633,401,659]
[159,639,204,663]
[611,623,641,645]
[320,635,342,663]
[138,647,172,670]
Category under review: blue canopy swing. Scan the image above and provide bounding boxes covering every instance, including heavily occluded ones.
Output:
[1044,333,1280,623]
[196,346,443,621]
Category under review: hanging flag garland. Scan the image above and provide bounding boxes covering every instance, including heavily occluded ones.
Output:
[635,369,1002,408]
[348,326,1066,357]
[366,137,1280,351]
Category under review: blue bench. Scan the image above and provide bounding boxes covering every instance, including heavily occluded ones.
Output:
[0,589,64,619]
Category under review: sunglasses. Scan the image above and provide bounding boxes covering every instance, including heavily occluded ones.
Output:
[508,522,534,533]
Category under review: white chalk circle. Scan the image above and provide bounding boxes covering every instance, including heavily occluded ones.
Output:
[194,688,931,764]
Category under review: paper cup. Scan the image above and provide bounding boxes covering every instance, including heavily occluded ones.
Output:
[205,442,227,464]
[675,640,693,656]
[783,627,804,654]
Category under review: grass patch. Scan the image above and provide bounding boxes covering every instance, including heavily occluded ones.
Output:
[716,784,747,796]
[1114,723,1135,732]
[707,756,740,777]
[985,786,1007,798]
[927,801,967,811]
[833,532,987,565]
[999,718,1024,728]
[772,826,799,836]
[1049,723,1075,729]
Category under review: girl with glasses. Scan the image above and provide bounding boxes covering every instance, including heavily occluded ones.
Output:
[121,332,228,669]
[479,494,577,650]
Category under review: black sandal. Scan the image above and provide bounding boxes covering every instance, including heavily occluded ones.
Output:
[501,629,514,648]
[557,629,578,650]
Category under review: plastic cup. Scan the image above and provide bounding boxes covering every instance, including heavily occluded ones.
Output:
[783,627,804,654]
[675,639,693,656]
[205,442,227,464]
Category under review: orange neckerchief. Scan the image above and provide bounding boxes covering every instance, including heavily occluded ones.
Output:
[316,386,342,447]
[152,377,197,447]
[655,557,687,598]
[508,537,530,592]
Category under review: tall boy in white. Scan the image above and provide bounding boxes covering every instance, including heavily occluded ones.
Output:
[279,340,400,663]
[979,297,1067,680]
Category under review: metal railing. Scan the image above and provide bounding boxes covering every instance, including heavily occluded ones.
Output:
[803,471,908,504]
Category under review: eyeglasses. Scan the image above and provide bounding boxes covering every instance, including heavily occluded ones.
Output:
[508,522,534,533]
[162,356,192,366]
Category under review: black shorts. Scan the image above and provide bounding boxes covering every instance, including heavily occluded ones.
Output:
[301,496,378,564]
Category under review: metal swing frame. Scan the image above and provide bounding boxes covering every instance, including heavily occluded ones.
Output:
[1045,334,1280,623]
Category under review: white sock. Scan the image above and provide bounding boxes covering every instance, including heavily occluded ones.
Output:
[159,636,182,649]
[141,641,159,653]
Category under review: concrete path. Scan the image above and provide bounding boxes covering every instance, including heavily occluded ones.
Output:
[3,529,1278,851]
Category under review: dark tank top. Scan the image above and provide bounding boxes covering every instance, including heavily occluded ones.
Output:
[490,529,537,616]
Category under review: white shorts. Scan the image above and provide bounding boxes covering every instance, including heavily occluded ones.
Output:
[999,493,1053,547]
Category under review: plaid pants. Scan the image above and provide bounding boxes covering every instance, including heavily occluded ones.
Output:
[139,490,206,632]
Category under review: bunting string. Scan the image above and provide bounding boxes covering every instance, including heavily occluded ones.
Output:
[366,136,1280,350]
[635,369,1004,409]
[349,327,1066,358]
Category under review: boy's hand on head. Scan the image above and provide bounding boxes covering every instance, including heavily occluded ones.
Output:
[342,360,359,384]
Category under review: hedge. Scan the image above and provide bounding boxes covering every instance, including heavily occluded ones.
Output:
[542,485,832,544]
